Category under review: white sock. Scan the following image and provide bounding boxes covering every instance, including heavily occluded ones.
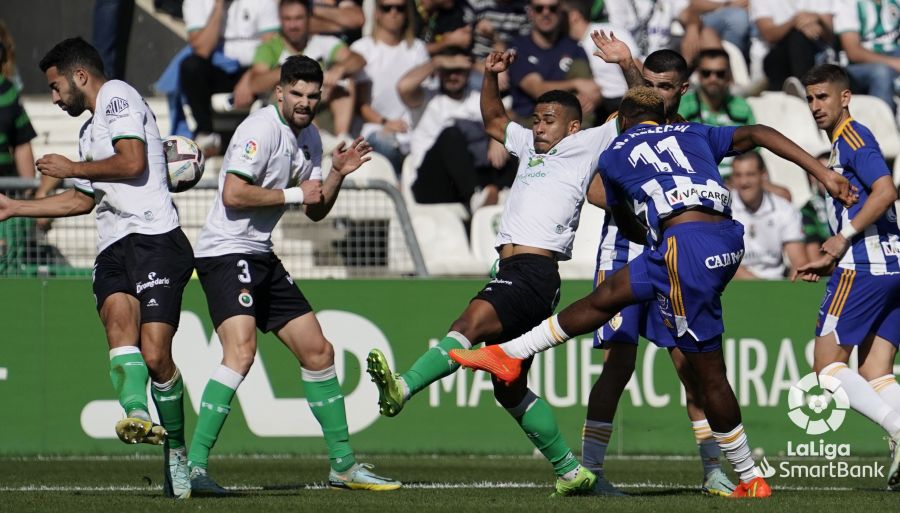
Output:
[582,420,612,478]
[692,419,722,477]
[822,363,900,436]
[713,424,757,483]
[500,315,569,359]
[869,374,900,412]
[211,364,245,389]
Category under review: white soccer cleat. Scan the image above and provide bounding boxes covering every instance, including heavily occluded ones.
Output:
[163,443,191,499]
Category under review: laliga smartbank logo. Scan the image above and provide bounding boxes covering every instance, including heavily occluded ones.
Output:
[754,372,885,480]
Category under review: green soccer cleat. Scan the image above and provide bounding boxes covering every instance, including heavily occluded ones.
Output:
[366,349,406,417]
[328,463,402,491]
[189,467,230,496]
[162,442,191,499]
[888,433,900,490]
[701,468,736,497]
[551,466,596,497]
[114,417,166,445]
[590,475,627,497]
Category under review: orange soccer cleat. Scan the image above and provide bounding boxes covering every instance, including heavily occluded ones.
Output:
[449,345,523,384]
[729,476,772,498]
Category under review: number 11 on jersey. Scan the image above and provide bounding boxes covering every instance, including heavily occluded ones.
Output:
[628,136,696,174]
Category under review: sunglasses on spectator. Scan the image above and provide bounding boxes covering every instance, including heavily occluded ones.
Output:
[531,4,559,13]
[378,4,405,13]
[699,69,728,79]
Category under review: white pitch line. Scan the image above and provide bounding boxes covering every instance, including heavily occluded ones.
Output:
[0,481,855,493]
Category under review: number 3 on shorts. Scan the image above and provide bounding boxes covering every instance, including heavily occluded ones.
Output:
[237,259,252,283]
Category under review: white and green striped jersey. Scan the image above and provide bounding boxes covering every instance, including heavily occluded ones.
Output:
[834,0,900,54]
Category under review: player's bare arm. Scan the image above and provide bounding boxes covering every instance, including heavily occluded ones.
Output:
[731,124,858,207]
[586,174,607,209]
[221,172,323,209]
[591,29,643,89]
[481,51,515,143]
[306,137,373,221]
[0,187,94,221]
[36,138,147,180]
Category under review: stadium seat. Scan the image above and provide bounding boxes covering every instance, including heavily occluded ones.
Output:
[848,95,900,160]
[399,155,470,221]
[342,152,399,188]
[410,206,484,276]
[558,203,604,279]
[469,205,504,269]
[747,92,829,207]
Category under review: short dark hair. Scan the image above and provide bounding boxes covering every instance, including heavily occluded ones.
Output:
[695,48,730,67]
[733,151,766,171]
[536,89,582,123]
[619,86,665,124]
[643,49,689,82]
[802,64,850,90]
[279,0,312,11]
[280,54,323,86]
[38,37,104,77]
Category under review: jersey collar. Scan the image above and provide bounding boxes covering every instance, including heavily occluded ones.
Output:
[273,105,289,127]
[831,116,853,144]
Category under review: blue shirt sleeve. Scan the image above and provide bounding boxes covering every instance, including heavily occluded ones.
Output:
[848,145,891,189]
[704,125,739,163]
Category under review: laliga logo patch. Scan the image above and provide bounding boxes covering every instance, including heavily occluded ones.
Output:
[242,140,259,161]
[788,372,850,435]
[238,289,254,307]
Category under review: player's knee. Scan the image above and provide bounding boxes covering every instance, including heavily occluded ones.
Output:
[300,338,335,369]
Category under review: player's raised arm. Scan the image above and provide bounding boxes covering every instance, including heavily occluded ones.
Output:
[591,29,643,89]
[731,124,858,207]
[305,137,373,221]
[481,51,515,143]
[0,187,94,221]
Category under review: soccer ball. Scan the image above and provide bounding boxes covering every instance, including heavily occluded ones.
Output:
[163,135,205,192]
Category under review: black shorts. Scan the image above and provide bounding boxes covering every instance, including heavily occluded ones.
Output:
[93,228,194,327]
[473,253,561,343]
[196,252,313,333]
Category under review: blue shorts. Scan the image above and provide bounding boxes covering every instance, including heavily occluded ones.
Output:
[816,268,900,347]
[628,220,745,353]
[593,268,675,348]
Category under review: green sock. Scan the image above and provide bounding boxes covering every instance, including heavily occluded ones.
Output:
[303,366,356,473]
[188,365,243,469]
[401,332,469,397]
[510,391,580,476]
[152,369,186,449]
[108,347,149,415]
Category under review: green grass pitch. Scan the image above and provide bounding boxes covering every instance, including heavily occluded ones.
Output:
[1,454,896,512]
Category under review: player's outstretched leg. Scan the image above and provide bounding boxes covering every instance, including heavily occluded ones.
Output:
[367,331,471,417]
[188,364,242,496]
[152,368,190,499]
[109,346,166,445]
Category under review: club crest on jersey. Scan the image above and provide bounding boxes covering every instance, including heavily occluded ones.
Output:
[242,140,259,161]
[105,97,129,117]
[239,289,254,307]
[609,313,623,331]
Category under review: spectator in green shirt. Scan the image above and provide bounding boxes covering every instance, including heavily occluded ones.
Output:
[248,0,366,137]
[678,48,754,177]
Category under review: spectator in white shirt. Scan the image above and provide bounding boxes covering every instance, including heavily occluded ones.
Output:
[399,47,516,212]
[181,0,280,154]
[351,0,430,174]
[730,152,808,279]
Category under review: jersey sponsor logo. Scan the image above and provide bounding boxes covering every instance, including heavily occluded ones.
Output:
[527,156,544,168]
[239,289,254,307]
[136,272,171,294]
[881,240,900,256]
[704,249,744,269]
[664,184,731,207]
[242,140,259,161]
[105,97,129,117]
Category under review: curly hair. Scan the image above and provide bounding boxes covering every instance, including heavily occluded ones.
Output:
[619,86,665,122]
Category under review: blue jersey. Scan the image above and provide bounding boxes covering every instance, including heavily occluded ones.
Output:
[599,122,736,245]
[826,118,900,275]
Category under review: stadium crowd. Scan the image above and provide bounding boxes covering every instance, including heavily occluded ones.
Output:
[2,0,900,279]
